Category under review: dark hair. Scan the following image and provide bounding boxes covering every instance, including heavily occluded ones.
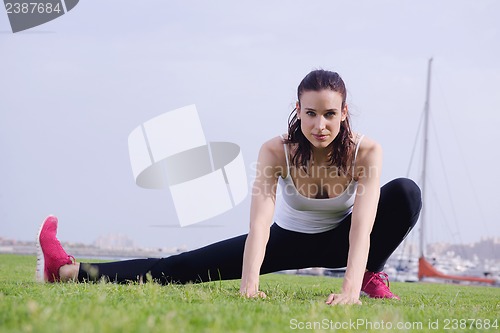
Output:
[286,69,354,175]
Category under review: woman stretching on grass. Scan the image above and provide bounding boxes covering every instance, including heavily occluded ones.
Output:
[37,69,422,305]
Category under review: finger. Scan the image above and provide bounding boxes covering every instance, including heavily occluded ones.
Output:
[248,291,266,298]
[241,291,257,298]
[330,295,350,306]
[250,292,259,298]
[325,293,335,304]
[330,296,343,306]
[330,297,363,306]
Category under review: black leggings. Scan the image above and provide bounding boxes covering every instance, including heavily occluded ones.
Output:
[78,178,422,284]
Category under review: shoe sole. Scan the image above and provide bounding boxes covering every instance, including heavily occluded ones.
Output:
[360,291,400,300]
[35,216,50,283]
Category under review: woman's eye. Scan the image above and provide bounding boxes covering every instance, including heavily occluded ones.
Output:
[306,111,315,116]
[325,112,336,118]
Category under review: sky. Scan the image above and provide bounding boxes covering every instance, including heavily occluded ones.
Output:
[1,0,499,251]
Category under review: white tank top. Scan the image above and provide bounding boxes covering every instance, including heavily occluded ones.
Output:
[274,134,364,233]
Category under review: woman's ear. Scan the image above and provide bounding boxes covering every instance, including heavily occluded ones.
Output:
[341,104,348,121]
[296,101,301,119]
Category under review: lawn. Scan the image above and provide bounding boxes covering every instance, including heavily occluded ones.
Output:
[0,254,498,332]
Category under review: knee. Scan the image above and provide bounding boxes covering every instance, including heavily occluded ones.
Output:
[383,178,422,219]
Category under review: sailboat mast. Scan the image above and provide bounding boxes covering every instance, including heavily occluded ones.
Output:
[417,59,496,285]
[420,58,433,258]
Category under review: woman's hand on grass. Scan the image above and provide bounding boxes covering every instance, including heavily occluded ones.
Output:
[325,292,362,305]
[239,287,267,299]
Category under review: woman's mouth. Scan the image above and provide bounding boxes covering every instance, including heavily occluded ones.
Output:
[312,134,328,141]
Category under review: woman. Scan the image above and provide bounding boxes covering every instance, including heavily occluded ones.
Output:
[37,69,422,305]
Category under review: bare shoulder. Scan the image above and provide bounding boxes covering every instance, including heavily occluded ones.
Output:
[258,135,288,176]
[356,134,383,169]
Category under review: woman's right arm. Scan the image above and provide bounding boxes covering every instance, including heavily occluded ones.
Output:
[240,139,281,298]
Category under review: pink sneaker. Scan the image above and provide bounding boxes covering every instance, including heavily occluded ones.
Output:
[361,271,400,300]
[36,215,75,283]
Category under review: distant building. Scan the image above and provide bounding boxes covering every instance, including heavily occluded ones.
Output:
[94,233,135,250]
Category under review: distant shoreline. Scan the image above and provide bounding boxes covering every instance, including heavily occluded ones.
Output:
[0,242,182,261]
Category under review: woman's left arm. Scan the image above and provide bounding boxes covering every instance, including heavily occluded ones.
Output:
[326,140,383,305]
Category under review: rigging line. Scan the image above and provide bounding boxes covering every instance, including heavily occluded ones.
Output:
[428,181,463,246]
[429,113,465,248]
[397,108,425,273]
[434,70,493,239]
[406,108,426,178]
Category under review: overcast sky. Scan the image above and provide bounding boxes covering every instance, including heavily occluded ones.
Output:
[1,0,499,251]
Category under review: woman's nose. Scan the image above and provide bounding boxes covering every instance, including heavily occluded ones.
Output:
[316,117,326,130]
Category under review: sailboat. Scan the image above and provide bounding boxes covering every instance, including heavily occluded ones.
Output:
[416,58,496,285]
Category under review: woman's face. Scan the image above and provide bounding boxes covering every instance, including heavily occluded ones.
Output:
[296,89,347,151]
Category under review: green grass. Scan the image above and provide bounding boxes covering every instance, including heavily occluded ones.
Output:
[1,254,499,333]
